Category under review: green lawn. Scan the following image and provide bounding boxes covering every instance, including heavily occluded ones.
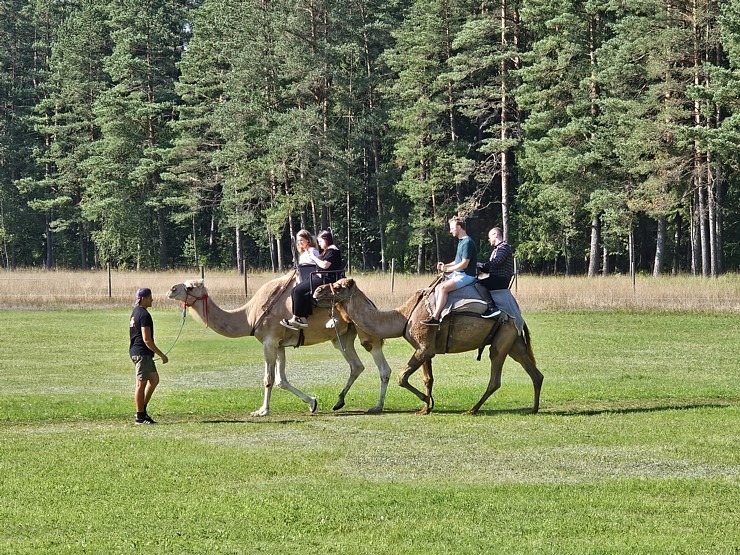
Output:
[0,309,738,554]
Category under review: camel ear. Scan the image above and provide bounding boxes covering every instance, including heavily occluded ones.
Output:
[345,278,355,288]
[194,279,204,288]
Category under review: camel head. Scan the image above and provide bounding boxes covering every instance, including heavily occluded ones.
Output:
[313,277,355,305]
[167,279,208,306]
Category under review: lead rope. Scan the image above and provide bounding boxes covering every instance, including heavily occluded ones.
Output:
[328,282,346,353]
[153,304,187,361]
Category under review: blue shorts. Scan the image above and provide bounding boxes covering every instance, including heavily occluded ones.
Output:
[447,271,476,288]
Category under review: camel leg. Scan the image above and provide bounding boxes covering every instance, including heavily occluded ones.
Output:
[507,335,544,414]
[330,328,366,412]
[397,350,434,414]
[415,359,435,415]
[273,345,318,414]
[466,344,506,415]
[251,343,278,417]
[364,337,391,414]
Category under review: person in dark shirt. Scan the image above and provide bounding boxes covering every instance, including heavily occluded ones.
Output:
[129,287,168,424]
[281,229,344,330]
[476,227,514,317]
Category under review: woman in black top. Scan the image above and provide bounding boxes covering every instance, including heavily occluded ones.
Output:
[281,229,344,330]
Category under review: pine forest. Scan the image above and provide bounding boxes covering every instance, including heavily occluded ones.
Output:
[1,0,738,276]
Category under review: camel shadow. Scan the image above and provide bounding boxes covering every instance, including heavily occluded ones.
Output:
[192,399,736,423]
[425,399,737,417]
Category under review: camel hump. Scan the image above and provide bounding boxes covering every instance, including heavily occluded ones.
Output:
[248,270,297,336]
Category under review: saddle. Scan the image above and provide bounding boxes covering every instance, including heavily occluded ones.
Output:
[423,281,490,320]
[422,279,524,359]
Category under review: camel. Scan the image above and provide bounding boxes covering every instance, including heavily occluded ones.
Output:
[313,278,543,415]
[167,274,392,417]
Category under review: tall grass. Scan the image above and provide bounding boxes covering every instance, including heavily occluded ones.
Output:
[1,268,739,311]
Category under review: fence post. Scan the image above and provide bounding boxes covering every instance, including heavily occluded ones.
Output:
[107,262,112,298]
[201,266,205,282]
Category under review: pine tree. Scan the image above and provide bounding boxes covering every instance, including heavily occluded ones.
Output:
[516,0,612,274]
[447,0,523,240]
[19,0,110,269]
[1,0,43,267]
[384,0,473,272]
[84,0,189,268]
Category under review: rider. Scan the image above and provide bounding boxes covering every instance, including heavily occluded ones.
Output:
[476,227,513,317]
[281,229,344,330]
[422,216,478,326]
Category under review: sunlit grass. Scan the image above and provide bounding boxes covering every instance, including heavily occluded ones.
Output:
[0,308,738,554]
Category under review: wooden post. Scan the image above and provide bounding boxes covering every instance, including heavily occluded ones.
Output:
[107,262,112,298]
[201,266,205,282]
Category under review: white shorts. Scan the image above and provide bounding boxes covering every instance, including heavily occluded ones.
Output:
[447,271,476,288]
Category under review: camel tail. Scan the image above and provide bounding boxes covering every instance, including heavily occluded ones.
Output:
[523,323,536,366]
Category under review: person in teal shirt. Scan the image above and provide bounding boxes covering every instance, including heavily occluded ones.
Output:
[423,216,478,326]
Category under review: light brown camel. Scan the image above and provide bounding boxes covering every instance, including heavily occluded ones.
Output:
[313,278,543,415]
[167,275,392,416]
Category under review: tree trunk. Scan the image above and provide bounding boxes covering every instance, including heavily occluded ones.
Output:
[235,226,243,273]
[715,164,724,274]
[45,217,53,270]
[158,208,168,267]
[690,189,700,276]
[653,215,665,277]
[346,188,351,274]
[588,214,600,278]
[500,0,510,240]
[601,246,609,276]
[78,222,87,270]
[672,213,682,275]
[707,159,718,277]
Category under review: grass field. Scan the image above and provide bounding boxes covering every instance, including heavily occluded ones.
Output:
[1,290,738,554]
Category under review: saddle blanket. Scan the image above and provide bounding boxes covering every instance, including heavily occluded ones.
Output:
[424,281,525,335]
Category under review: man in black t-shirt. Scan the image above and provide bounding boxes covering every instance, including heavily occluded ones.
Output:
[129,288,168,424]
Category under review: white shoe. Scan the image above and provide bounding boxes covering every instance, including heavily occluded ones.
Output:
[325,318,337,329]
[280,318,298,330]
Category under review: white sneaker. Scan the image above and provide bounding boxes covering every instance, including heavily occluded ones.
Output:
[325,318,337,329]
[280,318,298,330]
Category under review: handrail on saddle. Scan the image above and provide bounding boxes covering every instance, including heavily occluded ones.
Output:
[309,264,347,296]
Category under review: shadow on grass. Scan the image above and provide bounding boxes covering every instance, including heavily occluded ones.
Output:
[415,398,738,417]
[185,398,737,422]
[539,398,738,417]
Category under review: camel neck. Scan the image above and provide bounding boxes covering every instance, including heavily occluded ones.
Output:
[189,296,254,338]
[346,291,408,339]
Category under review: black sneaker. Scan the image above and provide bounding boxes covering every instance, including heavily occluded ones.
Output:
[481,307,501,319]
[136,415,157,425]
[421,316,440,326]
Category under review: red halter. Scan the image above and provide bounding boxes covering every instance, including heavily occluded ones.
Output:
[184,290,209,328]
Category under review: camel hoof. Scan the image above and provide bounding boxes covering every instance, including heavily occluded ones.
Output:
[366,405,383,415]
[250,408,269,417]
[465,409,478,416]
[309,397,318,414]
[415,407,431,416]
[332,399,346,411]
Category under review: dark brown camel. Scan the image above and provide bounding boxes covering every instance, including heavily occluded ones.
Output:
[313,278,543,415]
